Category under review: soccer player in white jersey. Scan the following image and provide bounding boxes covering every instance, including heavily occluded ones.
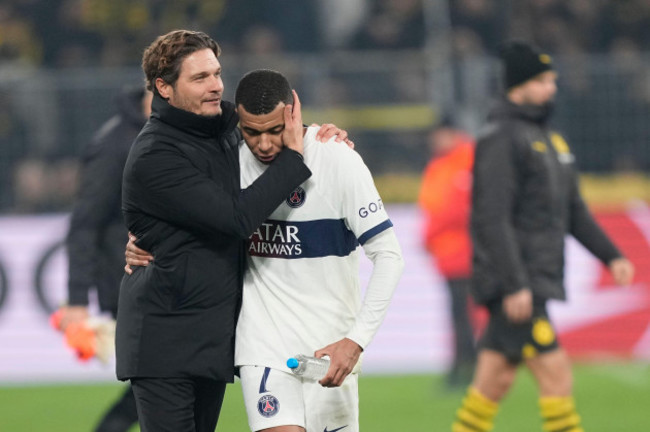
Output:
[233,69,404,432]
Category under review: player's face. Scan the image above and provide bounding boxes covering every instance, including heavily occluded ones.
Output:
[157,48,224,117]
[238,102,286,164]
[519,70,557,106]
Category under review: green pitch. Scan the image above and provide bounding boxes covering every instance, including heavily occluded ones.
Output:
[1,362,648,431]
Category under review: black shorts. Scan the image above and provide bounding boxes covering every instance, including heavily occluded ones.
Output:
[479,299,559,364]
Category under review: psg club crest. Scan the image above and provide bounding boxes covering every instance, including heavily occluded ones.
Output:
[257,394,280,417]
[286,186,306,208]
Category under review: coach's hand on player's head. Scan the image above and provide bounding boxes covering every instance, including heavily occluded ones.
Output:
[314,337,363,388]
[124,232,153,274]
[282,89,304,156]
[609,257,634,286]
[503,287,533,323]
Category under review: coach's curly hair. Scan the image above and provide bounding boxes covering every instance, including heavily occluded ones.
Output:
[142,30,221,95]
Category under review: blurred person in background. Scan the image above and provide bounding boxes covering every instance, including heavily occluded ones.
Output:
[57,86,152,432]
[418,117,476,390]
[451,40,635,432]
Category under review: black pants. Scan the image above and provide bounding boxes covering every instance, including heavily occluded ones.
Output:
[480,298,559,364]
[94,309,139,432]
[446,278,477,371]
[131,377,227,432]
[94,384,139,432]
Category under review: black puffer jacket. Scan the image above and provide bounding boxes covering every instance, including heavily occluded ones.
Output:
[66,87,147,315]
[470,97,622,305]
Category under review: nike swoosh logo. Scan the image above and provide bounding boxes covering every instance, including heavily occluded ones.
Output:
[324,426,348,432]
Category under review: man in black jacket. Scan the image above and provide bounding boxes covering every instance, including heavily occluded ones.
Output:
[59,86,151,432]
[116,30,312,432]
[451,41,635,432]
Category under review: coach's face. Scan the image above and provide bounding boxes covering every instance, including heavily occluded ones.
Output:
[238,102,286,164]
[156,48,224,117]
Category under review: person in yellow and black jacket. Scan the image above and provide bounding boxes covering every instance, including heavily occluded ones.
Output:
[451,40,635,432]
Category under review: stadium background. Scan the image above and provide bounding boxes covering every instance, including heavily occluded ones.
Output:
[0,1,649,431]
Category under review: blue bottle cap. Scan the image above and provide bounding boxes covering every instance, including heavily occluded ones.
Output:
[286,357,299,369]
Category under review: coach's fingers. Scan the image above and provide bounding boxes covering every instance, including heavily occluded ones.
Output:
[126,241,152,260]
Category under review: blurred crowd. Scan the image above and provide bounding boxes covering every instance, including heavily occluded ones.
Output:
[450,0,650,58]
[4,1,650,68]
[0,0,427,68]
[2,0,650,213]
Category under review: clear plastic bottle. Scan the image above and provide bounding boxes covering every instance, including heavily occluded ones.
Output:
[286,354,330,381]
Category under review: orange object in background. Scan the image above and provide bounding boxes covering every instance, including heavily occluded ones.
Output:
[418,135,474,278]
[50,309,115,363]
[64,321,96,361]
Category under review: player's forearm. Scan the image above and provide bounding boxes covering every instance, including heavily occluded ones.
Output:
[346,229,404,348]
[569,188,622,264]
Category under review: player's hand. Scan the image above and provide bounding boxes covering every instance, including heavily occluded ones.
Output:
[124,233,153,275]
[609,257,634,286]
[282,89,304,155]
[312,123,355,149]
[503,288,533,323]
[58,305,89,331]
[314,338,363,387]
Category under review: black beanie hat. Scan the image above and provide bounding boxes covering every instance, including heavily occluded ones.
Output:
[499,40,553,89]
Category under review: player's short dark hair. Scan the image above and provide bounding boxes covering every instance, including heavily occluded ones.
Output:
[142,30,221,94]
[235,69,294,115]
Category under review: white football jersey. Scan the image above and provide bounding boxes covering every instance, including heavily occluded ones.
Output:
[235,127,393,372]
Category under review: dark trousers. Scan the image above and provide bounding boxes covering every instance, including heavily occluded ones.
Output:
[94,309,139,432]
[131,377,227,432]
[446,278,477,384]
[94,384,139,432]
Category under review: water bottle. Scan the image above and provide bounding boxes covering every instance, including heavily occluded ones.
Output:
[286,354,330,381]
